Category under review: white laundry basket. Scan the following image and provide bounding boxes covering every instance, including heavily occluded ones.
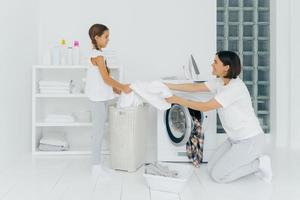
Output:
[109,104,148,172]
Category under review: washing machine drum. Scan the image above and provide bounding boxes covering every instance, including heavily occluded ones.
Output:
[165,104,203,146]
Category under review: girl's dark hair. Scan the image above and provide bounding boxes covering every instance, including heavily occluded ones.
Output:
[88,24,109,50]
[216,51,241,79]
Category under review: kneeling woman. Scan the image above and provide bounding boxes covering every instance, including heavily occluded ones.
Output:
[165,51,272,183]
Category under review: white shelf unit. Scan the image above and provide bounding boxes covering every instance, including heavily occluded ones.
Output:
[32,65,123,155]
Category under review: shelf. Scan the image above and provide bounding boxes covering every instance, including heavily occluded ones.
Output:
[36,122,92,127]
[35,93,87,98]
[32,64,122,156]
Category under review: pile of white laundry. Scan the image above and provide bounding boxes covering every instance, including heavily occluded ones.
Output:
[117,81,172,110]
[145,163,178,178]
[117,92,143,108]
[44,113,75,123]
[39,132,69,151]
[38,80,73,94]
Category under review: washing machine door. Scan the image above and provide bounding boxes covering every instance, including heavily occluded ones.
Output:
[164,104,193,146]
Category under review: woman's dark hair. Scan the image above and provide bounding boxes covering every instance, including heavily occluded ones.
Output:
[88,24,109,50]
[216,51,241,79]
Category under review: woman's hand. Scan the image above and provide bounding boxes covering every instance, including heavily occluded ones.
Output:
[165,95,179,104]
[122,84,132,94]
[163,83,171,89]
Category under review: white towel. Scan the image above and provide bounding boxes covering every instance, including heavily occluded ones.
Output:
[39,81,73,94]
[40,132,69,147]
[39,143,69,151]
[117,92,144,108]
[39,86,71,90]
[130,81,172,110]
[40,90,71,94]
[40,90,70,93]
[146,80,173,98]
[39,80,72,87]
[44,114,75,123]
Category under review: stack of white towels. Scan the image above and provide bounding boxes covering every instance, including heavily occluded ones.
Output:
[44,113,75,123]
[39,132,69,151]
[38,80,73,94]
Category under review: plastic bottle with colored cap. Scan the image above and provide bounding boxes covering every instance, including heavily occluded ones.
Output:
[72,40,80,65]
[60,39,67,65]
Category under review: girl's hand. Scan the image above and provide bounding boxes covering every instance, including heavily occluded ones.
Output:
[122,84,132,94]
[165,95,178,104]
[113,87,122,95]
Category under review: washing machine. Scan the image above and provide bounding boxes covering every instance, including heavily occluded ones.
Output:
[157,91,217,163]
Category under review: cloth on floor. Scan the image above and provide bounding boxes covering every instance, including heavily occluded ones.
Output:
[44,114,75,123]
[186,116,204,168]
[130,81,172,110]
[117,92,144,108]
[145,163,178,178]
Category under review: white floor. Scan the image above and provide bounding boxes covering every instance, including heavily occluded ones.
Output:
[0,147,299,200]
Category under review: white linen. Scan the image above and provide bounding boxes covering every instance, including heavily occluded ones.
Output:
[40,132,69,147]
[130,81,172,110]
[44,114,75,123]
[117,92,144,108]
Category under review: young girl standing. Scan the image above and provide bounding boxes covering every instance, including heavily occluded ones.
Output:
[85,24,131,178]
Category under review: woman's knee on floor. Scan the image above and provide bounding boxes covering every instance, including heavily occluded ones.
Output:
[209,165,230,183]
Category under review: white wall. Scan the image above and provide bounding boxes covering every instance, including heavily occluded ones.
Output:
[289,0,300,149]
[271,0,291,147]
[38,0,216,82]
[0,0,38,170]
[272,0,300,149]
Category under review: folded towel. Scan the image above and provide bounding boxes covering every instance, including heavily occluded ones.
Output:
[44,119,74,123]
[38,143,69,151]
[117,92,144,108]
[39,86,71,90]
[39,80,72,87]
[130,81,172,110]
[45,114,74,118]
[40,90,71,94]
[40,132,69,147]
[44,114,75,123]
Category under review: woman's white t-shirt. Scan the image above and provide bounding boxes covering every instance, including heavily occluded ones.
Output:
[85,49,114,101]
[205,77,263,140]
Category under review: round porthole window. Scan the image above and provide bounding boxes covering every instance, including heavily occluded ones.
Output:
[165,104,193,146]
